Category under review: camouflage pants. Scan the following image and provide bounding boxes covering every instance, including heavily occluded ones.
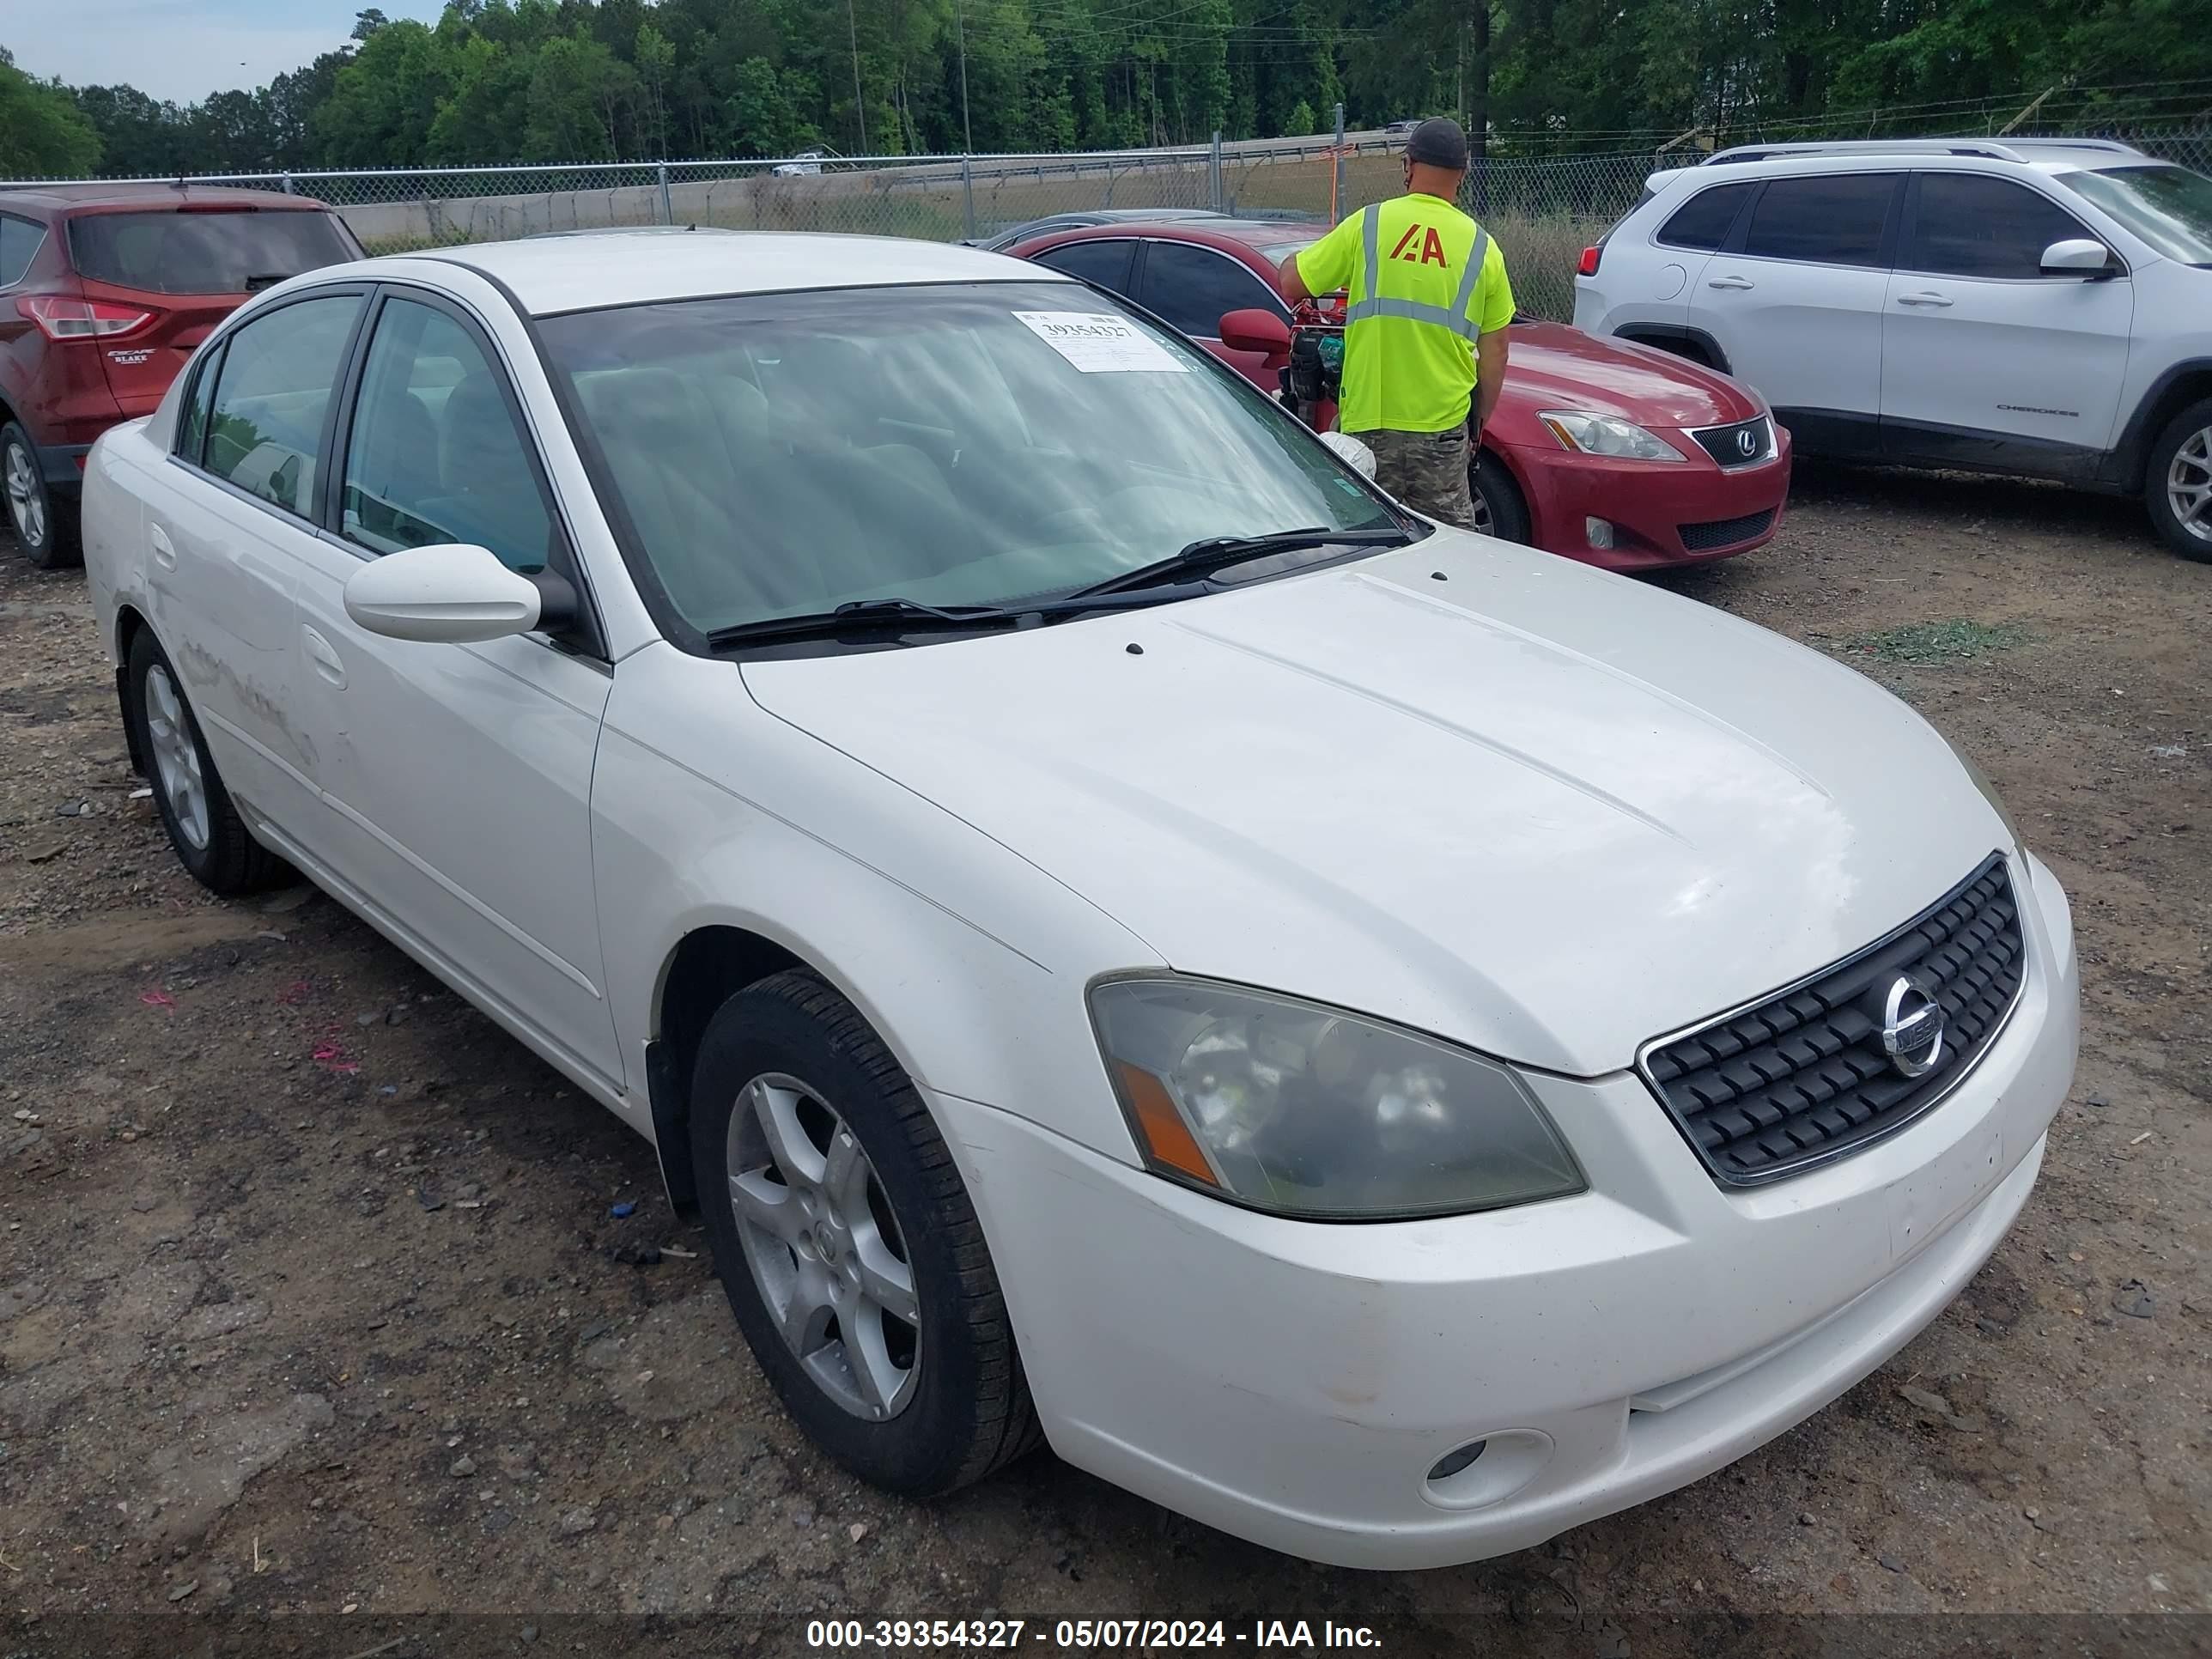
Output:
[1351,427,1476,530]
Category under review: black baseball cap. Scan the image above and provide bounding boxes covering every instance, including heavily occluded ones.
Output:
[1405,117,1470,169]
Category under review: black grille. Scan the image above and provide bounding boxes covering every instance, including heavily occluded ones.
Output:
[1641,854,2026,1185]
[1690,416,1774,468]
[1678,508,1777,551]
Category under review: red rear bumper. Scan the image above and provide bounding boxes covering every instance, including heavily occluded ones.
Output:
[1495,422,1793,571]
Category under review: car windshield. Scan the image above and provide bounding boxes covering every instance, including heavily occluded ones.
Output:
[2057,164,2212,266]
[537,281,1401,637]
[69,209,356,295]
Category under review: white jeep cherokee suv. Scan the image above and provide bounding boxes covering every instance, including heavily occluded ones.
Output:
[1574,137,2212,559]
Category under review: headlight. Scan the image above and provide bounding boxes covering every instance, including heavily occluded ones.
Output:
[1090,976,1585,1219]
[1538,410,1686,461]
[1940,729,2027,865]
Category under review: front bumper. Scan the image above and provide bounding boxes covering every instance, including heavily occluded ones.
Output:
[935,854,2075,1569]
[1501,422,1793,572]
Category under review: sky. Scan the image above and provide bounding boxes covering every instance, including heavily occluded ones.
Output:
[7,0,441,104]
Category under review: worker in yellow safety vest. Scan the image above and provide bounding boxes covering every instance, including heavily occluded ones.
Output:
[1279,118,1514,530]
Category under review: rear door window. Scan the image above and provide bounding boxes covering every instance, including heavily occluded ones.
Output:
[1136,241,1284,338]
[0,215,45,288]
[1657,183,1756,250]
[1740,173,1901,266]
[203,294,363,519]
[70,210,356,296]
[1903,173,2099,278]
[1031,238,1139,296]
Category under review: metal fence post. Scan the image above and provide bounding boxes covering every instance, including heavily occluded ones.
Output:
[657,162,673,225]
[1210,131,1224,212]
[280,172,295,195]
[962,154,976,240]
[1332,103,1346,220]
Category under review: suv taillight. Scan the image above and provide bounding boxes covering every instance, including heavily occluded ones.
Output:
[20,295,156,342]
[1577,246,1601,277]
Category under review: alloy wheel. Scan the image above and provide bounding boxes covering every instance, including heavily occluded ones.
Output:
[1468,476,1495,537]
[2167,425,2212,545]
[726,1072,921,1420]
[3,440,45,548]
[143,664,211,851]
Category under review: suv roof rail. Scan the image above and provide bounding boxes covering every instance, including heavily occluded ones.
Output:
[1701,136,2142,166]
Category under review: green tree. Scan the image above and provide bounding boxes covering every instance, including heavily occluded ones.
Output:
[70,83,185,176]
[313,20,454,167]
[426,33,536,161]
[0,52,102,177]
[523,33,639,159]
[636,22,678,155]
[724,56,813,155]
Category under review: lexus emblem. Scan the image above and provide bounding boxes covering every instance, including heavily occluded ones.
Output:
[1735,426,1759,458]
[1880,975,1945,1079]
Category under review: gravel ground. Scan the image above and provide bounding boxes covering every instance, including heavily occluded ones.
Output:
[0,465,2206,1656]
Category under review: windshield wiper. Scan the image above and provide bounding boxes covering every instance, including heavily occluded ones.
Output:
[704,588,1212,651]
[705,597,1020,648]
[1070,526,1410,599]
[242,271,295,292]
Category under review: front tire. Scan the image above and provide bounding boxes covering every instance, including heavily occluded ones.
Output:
[692,970,1040,1495]
[1471,449,1532,544]
[125,628,288,893]
[2,422,79,570]
[2147,396,2212,562]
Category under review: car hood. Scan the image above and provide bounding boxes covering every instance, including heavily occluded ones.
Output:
[742,534,2009,1076]
[1498,321,1762,428]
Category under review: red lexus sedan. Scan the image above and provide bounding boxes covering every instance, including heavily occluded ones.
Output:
[0,183,361,568]
[1008,218,1793,571]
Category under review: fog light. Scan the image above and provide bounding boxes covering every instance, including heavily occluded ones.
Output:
[1584,517,1615,550]
[1420,1428,1554,1511]
[1427,1440,1487,1481]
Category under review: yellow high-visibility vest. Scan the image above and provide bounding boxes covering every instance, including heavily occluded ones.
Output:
[1295,192,1514,434]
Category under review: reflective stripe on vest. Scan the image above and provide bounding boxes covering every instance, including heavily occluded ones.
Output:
[1343,201,1492,342]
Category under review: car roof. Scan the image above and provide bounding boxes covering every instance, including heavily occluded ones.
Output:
[0,182,328,213]
[401,229,1060,315]
[1023,216,1324,252]
[1680,136,2148,183]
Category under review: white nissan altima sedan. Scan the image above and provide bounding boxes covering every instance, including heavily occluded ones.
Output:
[80,230,2078,1570]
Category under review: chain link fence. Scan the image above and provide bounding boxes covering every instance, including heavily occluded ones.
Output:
[6,120,2203,324]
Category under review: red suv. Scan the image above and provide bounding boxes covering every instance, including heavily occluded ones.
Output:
[1009,219,1794,571]
[0,184,362,568]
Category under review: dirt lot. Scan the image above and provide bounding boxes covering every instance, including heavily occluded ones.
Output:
[1,468,2206,1656]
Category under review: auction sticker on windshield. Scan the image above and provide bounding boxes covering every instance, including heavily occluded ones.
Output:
[1014,311,1188,374]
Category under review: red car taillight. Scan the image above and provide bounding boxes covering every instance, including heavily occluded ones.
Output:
[1577,245,1602,277]
[19,295,156,342]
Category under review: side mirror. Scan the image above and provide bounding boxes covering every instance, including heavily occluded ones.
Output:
[1219,307,1293,358]
[1319,430,1376,479]
[343,543,552,643]
[2040,238,2115,278]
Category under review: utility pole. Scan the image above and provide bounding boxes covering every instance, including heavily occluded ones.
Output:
[848,0,869,152]
[954,0,975,155]
[1467,0,1490,214]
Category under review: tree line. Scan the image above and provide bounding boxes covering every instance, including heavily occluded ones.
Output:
[3,0,2207,180]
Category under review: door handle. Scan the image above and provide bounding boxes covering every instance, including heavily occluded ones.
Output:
[1706,275,1755,290]
[301,625,347,689]
[1896,291,1954,307]
[149,524,177,571]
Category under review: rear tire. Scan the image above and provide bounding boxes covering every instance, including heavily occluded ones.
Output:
[1471,449,1532,544]
[2145,396,2212,562]
[2,422,79,570]
[692,970,1041,1496]
[125,628,289,894]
